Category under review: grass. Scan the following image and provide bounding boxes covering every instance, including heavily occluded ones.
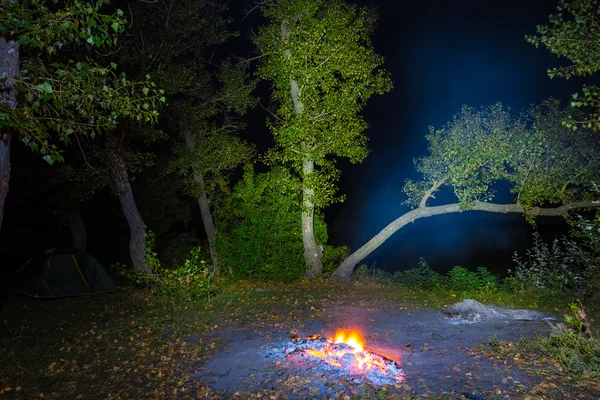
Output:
[1,278,598,399]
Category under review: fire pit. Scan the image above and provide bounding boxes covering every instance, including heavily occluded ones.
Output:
[265,329,405,386]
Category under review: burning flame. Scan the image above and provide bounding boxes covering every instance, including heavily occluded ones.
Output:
[334,329,365,351]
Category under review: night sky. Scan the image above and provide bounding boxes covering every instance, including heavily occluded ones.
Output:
[325,0,586,274]
[0,0,589,275]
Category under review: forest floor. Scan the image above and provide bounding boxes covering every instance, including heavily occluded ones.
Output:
[0,281,599,400]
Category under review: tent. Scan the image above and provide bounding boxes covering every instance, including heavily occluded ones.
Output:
[13,248,116,298]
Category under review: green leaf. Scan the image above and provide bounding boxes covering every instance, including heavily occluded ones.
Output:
[37,82,53,94]
[111,22,120,32]
[42,155,56,165]
[142,87,149,95]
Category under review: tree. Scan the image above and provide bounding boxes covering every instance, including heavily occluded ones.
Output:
[254,0,392,279]
[0,0,163,233]
[527,0,600,130]
[121,0,255,274]
[330,100,600,281]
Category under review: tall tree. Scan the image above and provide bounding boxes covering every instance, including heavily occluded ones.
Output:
[122,0,255,274]
[254,0,392,279]
[330,100,600,281]
[0,0,162,233]
[527,0,600,130]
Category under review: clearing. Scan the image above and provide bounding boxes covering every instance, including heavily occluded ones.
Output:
[0,282,598,399]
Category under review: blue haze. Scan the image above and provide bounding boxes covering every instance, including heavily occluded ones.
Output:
[328,0,585,274]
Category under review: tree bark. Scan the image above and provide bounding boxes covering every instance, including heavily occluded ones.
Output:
[183,129,218,275]
[302,158,323,279]
[114,162,151,274]
[0,19,20,233]
[329,200,600,282]
[66,210,87,251]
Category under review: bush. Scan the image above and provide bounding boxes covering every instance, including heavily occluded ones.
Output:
[321,245,348,277]
[447,266,479,291]
[112,232,216,301]
[447,265,497,292]
[216,165,328,281]
[537,303,600,378]
[394,258,443,288]
[511,213,600,301]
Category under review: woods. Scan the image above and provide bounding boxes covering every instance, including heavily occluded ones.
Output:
[1,0,600,292]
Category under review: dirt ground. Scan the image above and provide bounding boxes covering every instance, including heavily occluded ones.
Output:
[198,304,557,399]
[1,287,598,399]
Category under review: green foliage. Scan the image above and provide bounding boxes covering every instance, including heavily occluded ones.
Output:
[527,0,600,130]
[321,245,349,277]
[404,103,518,208]
[538,304,600,378]
[511,216,600,301]
[254,0,392,208]
[403,100,600,213]
[446,266,497,292]
[393,258,443,289]
[112,232,215,300]
[447,266,479,291]
[0,0,164,163]
[508,100,600,211]
[217,165,328,281]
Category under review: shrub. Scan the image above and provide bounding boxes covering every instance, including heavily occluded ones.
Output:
[511,213,600,301]
[216,165,328,281]
[112,233,216,301]
[394,258,443,288]
[537,303,600,378]
[447,265,480,291]
[321,245,349,277]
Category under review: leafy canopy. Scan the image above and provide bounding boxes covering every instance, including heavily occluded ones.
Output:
[404,100,600,210]
[526,0,600,130]
[254,0,392,207]
[0,0,164,164]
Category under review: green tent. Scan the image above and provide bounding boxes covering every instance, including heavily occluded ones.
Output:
[13,248,116,298]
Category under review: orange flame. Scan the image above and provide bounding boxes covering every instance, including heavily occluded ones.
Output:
[334,329,365,351]
[288,329,405,383]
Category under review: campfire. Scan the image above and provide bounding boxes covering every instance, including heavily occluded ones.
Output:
[266,329,405,386]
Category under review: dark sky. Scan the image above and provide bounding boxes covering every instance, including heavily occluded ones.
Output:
[324,0,586,274]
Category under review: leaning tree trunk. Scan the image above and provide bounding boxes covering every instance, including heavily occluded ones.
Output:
[66,210,87,251]
[183,129,218,275]
[329,200,600,282]
[114,161,151,275]
[281,21,323,279]
[0,20,20,233]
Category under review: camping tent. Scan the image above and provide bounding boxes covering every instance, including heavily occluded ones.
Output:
[13,248,116,298]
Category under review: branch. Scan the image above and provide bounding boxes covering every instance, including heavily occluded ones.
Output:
[330,199,600,282]
[419,178,447,208]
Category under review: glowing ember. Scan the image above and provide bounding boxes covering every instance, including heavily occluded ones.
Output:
[275,329,405,386]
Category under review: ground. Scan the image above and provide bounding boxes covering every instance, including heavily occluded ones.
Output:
[0,282,598,399]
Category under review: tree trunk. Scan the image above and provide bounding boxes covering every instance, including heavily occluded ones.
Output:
[281,21,323,279]
[302,158,323,279]
[114,163,151,275]
[0,24,20,233]
[66,210,87,251]
[329,200,600,282]
[183,129,218,275]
